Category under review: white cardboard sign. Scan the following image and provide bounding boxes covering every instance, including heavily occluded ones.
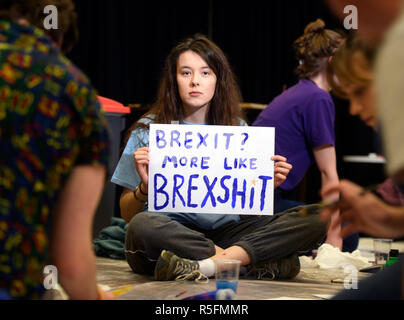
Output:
[148,124,275,216]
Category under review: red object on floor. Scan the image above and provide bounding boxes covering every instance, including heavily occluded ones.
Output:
[98,96,130,114]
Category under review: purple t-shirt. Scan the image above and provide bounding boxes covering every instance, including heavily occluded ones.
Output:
[252,79,335,190]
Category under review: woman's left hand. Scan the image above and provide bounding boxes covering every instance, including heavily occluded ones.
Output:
[271,155,292,188]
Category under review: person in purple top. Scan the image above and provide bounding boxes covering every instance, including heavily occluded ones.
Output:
[256,78,336,192]
[253,19,354,251]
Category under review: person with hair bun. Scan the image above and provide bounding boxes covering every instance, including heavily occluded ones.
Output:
[253,19,349,251]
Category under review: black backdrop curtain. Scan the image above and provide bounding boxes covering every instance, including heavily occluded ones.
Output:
[68,0,345,105]
[67,0,385,202]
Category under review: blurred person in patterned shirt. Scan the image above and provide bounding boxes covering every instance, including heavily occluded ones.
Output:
[0,0,114,299]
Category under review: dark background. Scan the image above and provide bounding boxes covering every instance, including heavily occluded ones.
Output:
[68,0,386,204]
[68,0,344,105]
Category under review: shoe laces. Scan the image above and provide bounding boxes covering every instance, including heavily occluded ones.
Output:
[172,260,209,283]
[176,270,209,283]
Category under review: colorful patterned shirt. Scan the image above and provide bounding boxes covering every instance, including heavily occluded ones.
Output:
[0,20,110,299]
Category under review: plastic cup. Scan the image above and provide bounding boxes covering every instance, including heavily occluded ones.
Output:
[373,238,393,265]
[214,259,241,293]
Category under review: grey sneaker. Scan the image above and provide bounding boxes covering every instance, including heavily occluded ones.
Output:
[154,250,209,283]
[246,253,300,280]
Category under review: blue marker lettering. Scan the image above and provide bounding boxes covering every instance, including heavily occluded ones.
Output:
[231,178,246,209]
[217,175,231,203]
[201,157,210,169]
[184,131,193,149]
[170,130,181,147]
[162,155,178,168]
[258,175,272,211]
[223,158,232,170]
[197,133,208,148]
[156,130,167,149]
[223,133,234,150]
[187,174,199,208]
[172,174,185,208]
[190,157,198,168]
[250,158,257,170]
[238,158,247,169]
[154,173,169,210]
[179,156,187,166]
[249,186,255,209]
[201,176,218,208]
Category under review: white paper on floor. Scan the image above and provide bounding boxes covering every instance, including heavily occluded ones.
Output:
[299,243,373,270]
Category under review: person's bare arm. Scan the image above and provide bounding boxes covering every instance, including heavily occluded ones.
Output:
[50,165,114,299]
[313,145,342,249]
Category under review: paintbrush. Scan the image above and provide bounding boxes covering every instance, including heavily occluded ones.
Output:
[298,184,379,217]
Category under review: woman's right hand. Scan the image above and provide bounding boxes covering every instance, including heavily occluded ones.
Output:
[133,147,149,188]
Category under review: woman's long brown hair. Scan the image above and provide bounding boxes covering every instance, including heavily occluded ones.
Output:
[125,34,245,143]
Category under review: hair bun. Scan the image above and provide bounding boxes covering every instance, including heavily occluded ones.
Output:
[304,19,326,34]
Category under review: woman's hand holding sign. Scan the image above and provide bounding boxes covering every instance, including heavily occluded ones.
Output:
[272,155,292,188]
[134,147,150,188]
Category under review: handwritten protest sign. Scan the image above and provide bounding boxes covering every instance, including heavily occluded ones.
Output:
[148,124,275,216]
